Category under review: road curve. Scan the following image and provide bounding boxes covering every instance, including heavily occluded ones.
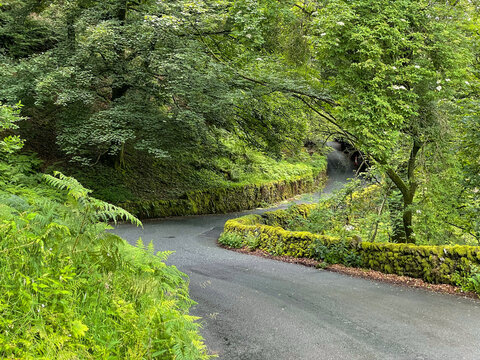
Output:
[114,178,480,360]
[115,146,480,360]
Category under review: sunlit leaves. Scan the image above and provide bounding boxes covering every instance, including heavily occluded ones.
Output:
[0,102,24,154]
[311,0,470,159]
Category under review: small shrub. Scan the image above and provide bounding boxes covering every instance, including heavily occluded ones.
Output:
[453,265,480,297]
[311,239,362,267]
[218,232,244,248]
[245,233,260,251]
[315,262,329,269]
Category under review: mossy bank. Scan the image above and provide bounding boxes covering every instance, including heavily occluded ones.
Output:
[59,139,328,219]
[121,169,327,219]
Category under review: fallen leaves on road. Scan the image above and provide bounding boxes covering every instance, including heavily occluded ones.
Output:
[222,245,478,300]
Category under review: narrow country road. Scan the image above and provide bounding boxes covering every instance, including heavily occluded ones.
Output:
[114,147,480,360]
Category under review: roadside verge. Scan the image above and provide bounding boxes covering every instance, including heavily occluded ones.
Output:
[220,205,480,298]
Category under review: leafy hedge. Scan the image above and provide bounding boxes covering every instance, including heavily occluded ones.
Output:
[121,171,326,219]
[222,206,480,286]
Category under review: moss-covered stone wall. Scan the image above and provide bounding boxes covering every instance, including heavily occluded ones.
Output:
[224,209,343,259]
[261,204,316,228]
[360,242,480,284]
[121,170,326,219]
[223,207,480,285]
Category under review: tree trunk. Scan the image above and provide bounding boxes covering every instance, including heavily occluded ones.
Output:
[402,191,415,243]
[66,9,76,51]
[385,139,422,244]
[117,0,128,22]
[387,189,406,242]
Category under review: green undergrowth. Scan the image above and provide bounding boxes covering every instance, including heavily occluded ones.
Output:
[221,205,480,296]
[285,181,393,244]
[0,166,210,359]
[282,179,479,246]
[0,105,210,359]
[57,136,327,213]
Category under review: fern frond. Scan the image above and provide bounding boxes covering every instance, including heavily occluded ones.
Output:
[147,241,155,256]
[43,172,91,199]
[43,171,142,227]
[40,222,71,240]
[136,238,145,250]
[91,198,142,227]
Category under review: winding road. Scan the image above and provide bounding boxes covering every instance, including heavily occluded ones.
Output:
[115,147,480,360]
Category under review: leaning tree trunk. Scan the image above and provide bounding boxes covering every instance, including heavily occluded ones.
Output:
[402,191,415,243]
[385,140,422,244]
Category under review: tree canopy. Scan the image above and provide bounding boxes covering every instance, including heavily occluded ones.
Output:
[1,0,480,244]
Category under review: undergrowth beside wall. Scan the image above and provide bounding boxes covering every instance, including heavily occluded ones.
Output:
[221,205,480,295]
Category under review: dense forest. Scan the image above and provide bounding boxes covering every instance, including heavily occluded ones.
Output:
[1,0,480,358]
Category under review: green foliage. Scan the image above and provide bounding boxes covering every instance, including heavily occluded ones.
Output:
[0,151,209,358]
[283,174,480,246]
[453,2,480,244]
[245,233,260,251]
[287,181,393,243]
[2,0,476,247]
[311,240,361,267]
[0,0,322,165]
[44,171,141,227]
[218,232,244,249]
[453,265,480,296]
[0,102,24,154]
[307,0,472,242]
[219,231,260,251]
[212,136,326,184]
[312,0,470,156]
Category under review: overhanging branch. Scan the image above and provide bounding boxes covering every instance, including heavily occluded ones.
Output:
[293,95,356,142]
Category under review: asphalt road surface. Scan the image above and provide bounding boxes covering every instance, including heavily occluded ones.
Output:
[115,184,480,359]
[115,147,480,359]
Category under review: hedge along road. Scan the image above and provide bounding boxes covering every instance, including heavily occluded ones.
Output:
[114,146,480,360]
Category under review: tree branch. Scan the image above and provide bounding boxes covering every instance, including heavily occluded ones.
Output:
[293,3,314,16]
[293,95,356,142]
[407,139,422,182]
[386,168,409,199]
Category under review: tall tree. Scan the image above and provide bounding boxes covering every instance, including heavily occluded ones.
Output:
[307,0,471,242]
[0,0,328,165]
